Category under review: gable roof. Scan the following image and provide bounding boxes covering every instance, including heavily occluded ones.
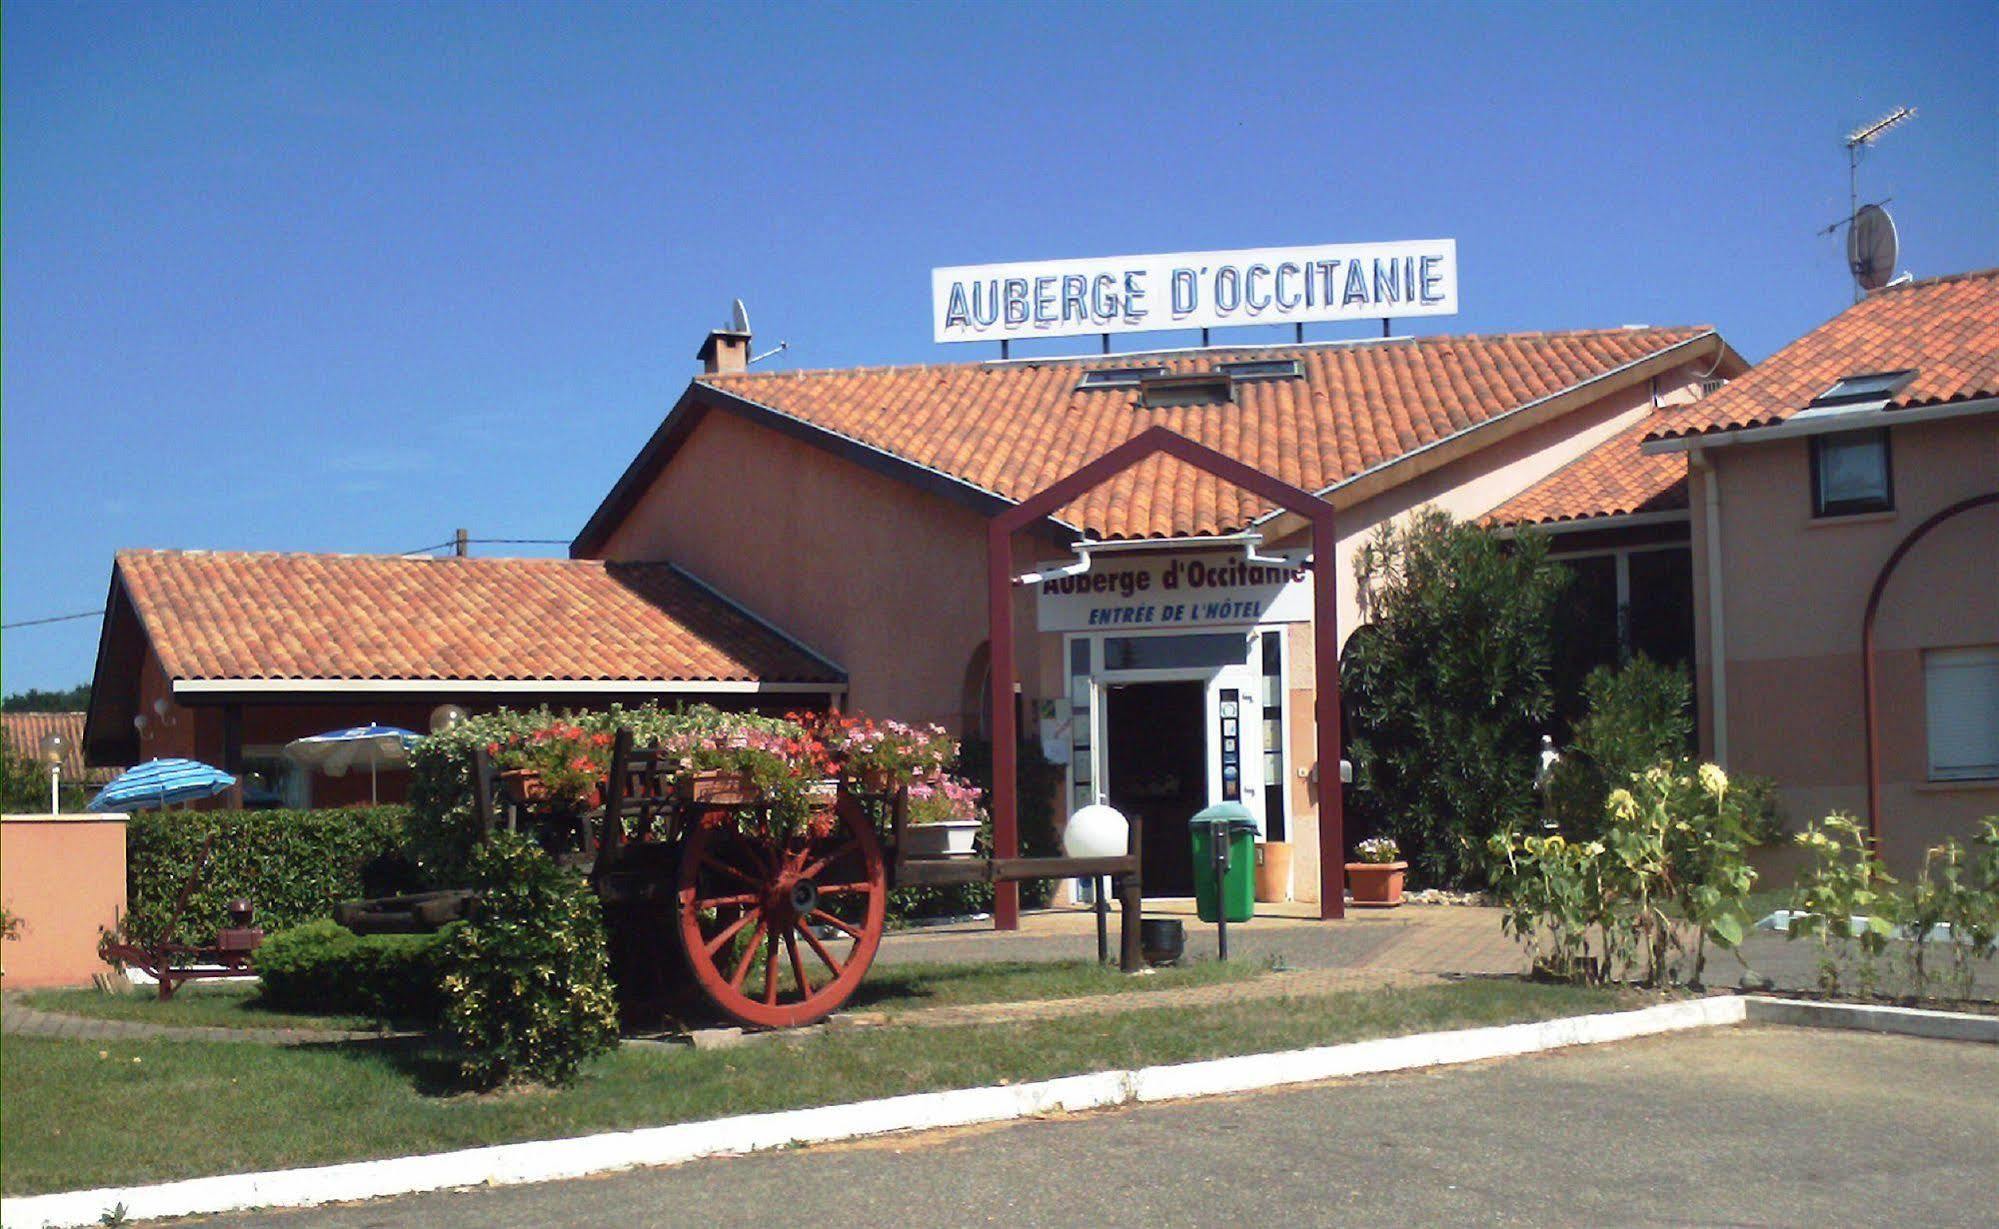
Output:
[2,712,119,783]
[105,551,843,688]
[1486,413,1691,528]
[1647,269,1999,442]
[576,326,1728,550]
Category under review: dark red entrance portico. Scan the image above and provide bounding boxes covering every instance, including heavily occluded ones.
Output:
[985,425,1347,927]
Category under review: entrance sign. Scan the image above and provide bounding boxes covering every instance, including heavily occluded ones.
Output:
[1035,551,1311,633]
[933,240,1457,344]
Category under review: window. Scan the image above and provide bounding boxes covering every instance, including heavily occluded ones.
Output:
[1220,359,1303,382]
[1810,429,1893,516]
[239,749,311,809]
[1077,365,1165,389]
[1260,630,1287,841]
[1926,647,1999,781]
[1138,372,1232,408]
[1103,633,1243,671]
[1809,370,1915,410]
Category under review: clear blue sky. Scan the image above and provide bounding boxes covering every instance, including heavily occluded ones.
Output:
[4,0,1994,692]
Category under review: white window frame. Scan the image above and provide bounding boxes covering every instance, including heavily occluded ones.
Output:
[1924,646,1999,782]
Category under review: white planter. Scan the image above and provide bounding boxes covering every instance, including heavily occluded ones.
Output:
[902,818,981,858]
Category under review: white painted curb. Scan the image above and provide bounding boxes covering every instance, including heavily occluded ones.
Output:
[1743,995,1999,1043]
[1,998,1743,1228]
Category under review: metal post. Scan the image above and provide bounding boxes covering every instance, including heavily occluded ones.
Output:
[1294,323,1304,344]
[1000,340,1010,361]
[49,763,60,815]
[987,520,1020,930]
[1095,875,1109,964]
[1381,318,1391,338]
[454,528,469,557]
[1101,334,1110,355]
[1211,818,1230,962]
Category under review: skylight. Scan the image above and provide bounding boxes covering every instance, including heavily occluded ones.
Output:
[1219,359,1304,381]
[1077,365,1167,389]
[1797,369,1917,418]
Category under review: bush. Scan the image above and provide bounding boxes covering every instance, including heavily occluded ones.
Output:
[1345,509,1569,887]
[124,807,420,946]
[1489,759,1760,986]
[254,918,457,1021]
[440,833,620,1090]
[954,735,1063,911]
[1545,656,1692,836]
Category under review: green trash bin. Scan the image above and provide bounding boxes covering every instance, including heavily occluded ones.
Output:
[1190,802,1259,923]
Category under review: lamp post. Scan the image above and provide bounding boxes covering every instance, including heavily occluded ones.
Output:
[38,732,67,814]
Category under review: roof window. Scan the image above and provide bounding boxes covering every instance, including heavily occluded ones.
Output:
[1796,369,1917,419]
[1077,365,1167,389]
[1219,359,1303,382]
[1139,371,1233,409]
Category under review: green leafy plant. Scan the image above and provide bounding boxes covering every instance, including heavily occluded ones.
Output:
[253,918,458,1022]
[1352,836,1401,865]
[123,806,418,946]
[1545,656,1692,838]
[1900,818,1999,1002]
[439,832,620,1090]
[1490,759,1758,987]
[1785,814,1900,997]
[905,775,982,825]
[1345,509,1569,887]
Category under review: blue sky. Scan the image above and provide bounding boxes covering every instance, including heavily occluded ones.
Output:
[4,0,1994,692]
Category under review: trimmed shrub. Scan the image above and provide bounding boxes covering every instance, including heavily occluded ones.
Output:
[440,833,620,1089]
[125,807,419,946]
[254,918,457,1021]
[1345,509,1569,887]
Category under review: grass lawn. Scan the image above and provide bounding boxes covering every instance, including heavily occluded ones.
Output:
[19,985,394,1033]
[20,958,1261,1034]
[2,979,1638,1196]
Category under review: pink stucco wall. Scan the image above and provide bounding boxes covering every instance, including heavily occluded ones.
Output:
[2,814,128,989]
[1690,414,1999,872]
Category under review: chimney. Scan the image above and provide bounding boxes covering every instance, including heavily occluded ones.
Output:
[697,328,751,375]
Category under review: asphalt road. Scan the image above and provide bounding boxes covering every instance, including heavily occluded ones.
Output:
[189,1027,1996,1229]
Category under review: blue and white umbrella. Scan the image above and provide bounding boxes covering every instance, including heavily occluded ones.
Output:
[284,723,420,803]
[88,758,237,813]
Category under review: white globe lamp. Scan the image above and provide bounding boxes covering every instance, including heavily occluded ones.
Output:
[1062,803,1129,860]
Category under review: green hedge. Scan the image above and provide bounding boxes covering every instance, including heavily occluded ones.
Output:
[125,807,421,946]
[254,918,458,1022]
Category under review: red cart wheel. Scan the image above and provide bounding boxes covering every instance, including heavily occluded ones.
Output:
[675,796,887,1029]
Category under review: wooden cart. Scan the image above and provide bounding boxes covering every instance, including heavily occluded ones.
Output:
[467,729,1143,1030]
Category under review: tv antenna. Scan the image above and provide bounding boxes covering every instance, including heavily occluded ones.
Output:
[1821,106,1915,301]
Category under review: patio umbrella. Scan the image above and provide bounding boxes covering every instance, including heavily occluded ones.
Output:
[284,723,419,804]
[87,758,237,812]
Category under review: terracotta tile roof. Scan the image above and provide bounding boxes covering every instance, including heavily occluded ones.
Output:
[1487,415,1690,527]
[658,327,1721,542]
[1648,269,1999,442]
[113,551,842,684]
[2,712,118,782]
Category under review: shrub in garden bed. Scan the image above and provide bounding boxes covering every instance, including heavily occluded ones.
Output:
[125,806,419,946]
[254,918,458,1022]
[440,832,619,1090]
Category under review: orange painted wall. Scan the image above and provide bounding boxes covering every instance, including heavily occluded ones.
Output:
[1692,414,1999,870]
[1,814,128,988]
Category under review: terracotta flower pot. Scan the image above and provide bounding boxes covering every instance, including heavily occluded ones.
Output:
[1345,860,1408,908]
[678,769,761,805]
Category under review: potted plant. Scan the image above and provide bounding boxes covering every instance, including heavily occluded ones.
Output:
[661,719,834,833]
[1346,836,1409,908]
[489,720,614,812]
[801,712,954,793]
[899,775,984,858]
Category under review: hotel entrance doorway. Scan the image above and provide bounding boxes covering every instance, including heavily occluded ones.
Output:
[1104,680,1207,896]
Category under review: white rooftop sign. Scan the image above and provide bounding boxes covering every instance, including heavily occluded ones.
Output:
[933,240,1457,344]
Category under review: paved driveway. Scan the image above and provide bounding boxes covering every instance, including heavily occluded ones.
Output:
[188,1027,1997,1228]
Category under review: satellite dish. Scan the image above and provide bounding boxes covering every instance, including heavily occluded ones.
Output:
[1847,203,1899,292]
[729,298,750,335]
